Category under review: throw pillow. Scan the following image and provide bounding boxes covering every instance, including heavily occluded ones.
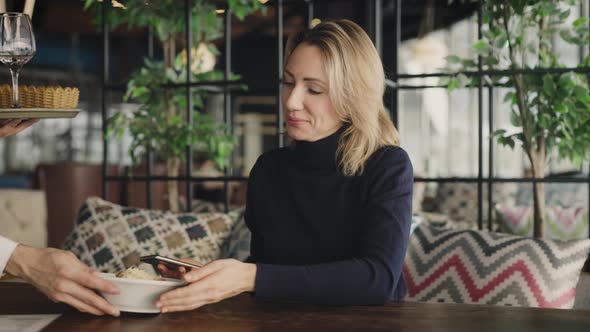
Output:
[403,224,590,309]
[62,197,241,273]
[434,182,518,228]
[414,211,475,230]
[495,204,534,236]
[219,208,250,261]
[515,182,587,208]
[495,204,588,240]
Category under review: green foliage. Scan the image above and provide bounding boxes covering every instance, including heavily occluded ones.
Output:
[444,0,590,168]
[85,0,266,170]
[106,56,243,169]
[228,0,267,20]
[83,0,266,43]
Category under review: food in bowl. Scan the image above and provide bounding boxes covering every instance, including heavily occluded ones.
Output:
[115,266,161,281]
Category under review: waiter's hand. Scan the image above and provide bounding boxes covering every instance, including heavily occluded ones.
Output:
[0,118,39,138]
[5,245,121,316]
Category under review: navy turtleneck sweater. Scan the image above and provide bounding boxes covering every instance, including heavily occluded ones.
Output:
[245,128,413,305]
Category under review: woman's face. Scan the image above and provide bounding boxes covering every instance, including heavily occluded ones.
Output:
[282,43,343,142]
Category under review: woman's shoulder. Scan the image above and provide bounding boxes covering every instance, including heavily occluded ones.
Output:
[366,145,411,171]
[364,145,413,191]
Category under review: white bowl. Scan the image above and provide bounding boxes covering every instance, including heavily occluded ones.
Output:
[98,272,185,313]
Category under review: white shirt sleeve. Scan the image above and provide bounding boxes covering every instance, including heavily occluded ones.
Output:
[0,235,19,276]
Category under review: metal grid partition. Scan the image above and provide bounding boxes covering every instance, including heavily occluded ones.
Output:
[99,0,313,213]
[389,0,590,236]
[100,0,590,239]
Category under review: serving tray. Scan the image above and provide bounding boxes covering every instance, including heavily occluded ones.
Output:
[0,108,79,119]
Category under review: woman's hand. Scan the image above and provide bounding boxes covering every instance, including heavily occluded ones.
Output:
[157,260,192,280]
[5,245,120,316]
[156,259,257,313]
[0,118,39,138]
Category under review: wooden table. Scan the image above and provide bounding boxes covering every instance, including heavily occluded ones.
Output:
[2,283,590,332]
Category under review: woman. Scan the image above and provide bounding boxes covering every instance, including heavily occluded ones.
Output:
[157,19,413,312]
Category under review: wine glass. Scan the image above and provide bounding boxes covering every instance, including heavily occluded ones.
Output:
[0,13,36,108]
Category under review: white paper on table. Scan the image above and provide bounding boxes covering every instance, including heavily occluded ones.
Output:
[0,315,60,332]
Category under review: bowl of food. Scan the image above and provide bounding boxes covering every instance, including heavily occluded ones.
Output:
[99,267,185,313]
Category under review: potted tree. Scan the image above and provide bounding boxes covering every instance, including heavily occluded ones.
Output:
[445,0,590,237]
[84,0,267,211]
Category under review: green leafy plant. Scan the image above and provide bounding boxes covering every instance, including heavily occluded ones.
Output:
[85,0,266,211]
[444,0,590,237]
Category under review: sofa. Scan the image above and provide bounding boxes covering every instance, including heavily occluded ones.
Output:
[62,197,590,310]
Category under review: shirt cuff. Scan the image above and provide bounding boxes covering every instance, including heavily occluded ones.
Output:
[0,235,19,276]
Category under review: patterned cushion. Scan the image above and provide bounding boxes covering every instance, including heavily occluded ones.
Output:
[403,224,590,309]
[185,200,251,261]
[515,182,587,208]
[496,204,589,240]
[414,211,476,230]
[434,182,518,227]
[62,197,241,273]
[219,208,250,261]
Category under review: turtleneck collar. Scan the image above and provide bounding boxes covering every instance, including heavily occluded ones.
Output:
[292,126,346,171]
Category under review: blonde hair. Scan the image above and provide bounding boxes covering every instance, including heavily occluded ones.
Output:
[285,19,400,176]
